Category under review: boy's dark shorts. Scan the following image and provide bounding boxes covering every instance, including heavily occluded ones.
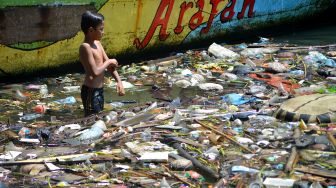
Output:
[81,85,104,117]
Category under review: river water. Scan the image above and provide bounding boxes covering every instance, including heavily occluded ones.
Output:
[272,23,336,45]
[1,22,335,123]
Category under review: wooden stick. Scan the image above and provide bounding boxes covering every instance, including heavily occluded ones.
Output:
[127,170,158,180]
[294,166,336,178]
[171,142,219,181]
[162,165,195,187]
[195,120,254,153]
[326,132,336,151]
[132,116,173,129]
[280,44,336,50]
[0,157,127,166]
[0,152,125,166]
[285,147,299,173]
[170,137,205,148]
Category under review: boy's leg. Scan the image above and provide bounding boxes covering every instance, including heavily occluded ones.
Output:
[81,85,93,117]
[81,85,104,117]
[92,88,104,114]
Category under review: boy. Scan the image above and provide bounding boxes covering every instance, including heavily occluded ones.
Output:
[80,11,125,117]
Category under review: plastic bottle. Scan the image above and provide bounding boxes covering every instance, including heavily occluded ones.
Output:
[20,113,43,121]
[141,128,152,142]
[231,166,259,174]
[169,97,181,109]
[121,149,132,158]
[197,68,212,77]
[104,111,118,124]
[203,146,219,161]
[54,96,76,105]
[259,37,269,44]
[310,182,323,188]
[39,84,48,98]
[63,86,80,92]
[160,177,171,188]
[149,65,157,72]
[290,70,304,76]
[79,120,106,141]
[109,102,124,108]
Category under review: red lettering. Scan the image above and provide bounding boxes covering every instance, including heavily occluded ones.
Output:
[188,0,204,30]
[201,0,223,34]
[134,0,175,49]
[237,0,255,19]
[174,2,193,34]
[220,0,236,23]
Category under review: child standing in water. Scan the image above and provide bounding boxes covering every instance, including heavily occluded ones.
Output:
[79,11,125,116]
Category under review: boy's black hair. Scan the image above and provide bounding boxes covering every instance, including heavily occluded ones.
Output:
[81,11,104,34]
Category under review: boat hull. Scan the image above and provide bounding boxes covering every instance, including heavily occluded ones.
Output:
[0,0,335,76]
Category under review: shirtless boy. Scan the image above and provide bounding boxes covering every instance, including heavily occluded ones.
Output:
[79,11,125,116]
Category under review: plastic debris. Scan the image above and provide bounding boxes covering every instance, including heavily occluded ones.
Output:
[1,37,336,188]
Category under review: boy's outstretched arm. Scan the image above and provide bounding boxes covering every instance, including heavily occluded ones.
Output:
[109,67,125,96]
[98,41,125,95]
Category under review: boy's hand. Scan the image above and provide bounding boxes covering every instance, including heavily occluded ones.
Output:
[108,59,118,68]
[116,82,125,96]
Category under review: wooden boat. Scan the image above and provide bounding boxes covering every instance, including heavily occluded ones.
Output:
[0,0,335,76]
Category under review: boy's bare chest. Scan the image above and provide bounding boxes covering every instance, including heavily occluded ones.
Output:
[91,47,103,63]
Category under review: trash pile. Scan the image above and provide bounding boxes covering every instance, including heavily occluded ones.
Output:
[1,40,336,187]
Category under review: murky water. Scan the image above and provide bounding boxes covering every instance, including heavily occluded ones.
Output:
[0,71,207,123]
[272,24,336,45]
[1,22,335,123]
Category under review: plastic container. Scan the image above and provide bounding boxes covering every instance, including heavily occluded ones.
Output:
[263,178,295,188]
[208,43,239,59]
[78,127,104,141]
[18,127,36,138]
[92,120,107,131]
